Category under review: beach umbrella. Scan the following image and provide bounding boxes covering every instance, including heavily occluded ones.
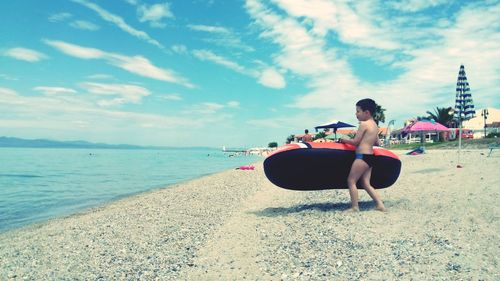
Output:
[454,65,476,167]
[403,120,448,133]
[315,120,355,139]
[403,119,449,149]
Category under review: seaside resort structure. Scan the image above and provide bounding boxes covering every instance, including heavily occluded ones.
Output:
[293,107,500,145]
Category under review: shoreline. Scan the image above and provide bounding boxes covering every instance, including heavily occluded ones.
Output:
[1,149,498,280]
[0,155,263,235]
[0,162,267,280]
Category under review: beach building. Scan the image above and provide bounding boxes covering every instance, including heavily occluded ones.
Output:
[462,107,500,138]
[390,119,444,144]
[389,109,500,143]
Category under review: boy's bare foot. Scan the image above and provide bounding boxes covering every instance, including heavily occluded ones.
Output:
[343,207,360,213]
[374,205,387,212]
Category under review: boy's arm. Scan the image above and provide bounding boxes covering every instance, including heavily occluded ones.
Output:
[340,123,366,146]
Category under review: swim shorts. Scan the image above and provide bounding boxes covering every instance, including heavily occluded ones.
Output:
[355,153,376,167]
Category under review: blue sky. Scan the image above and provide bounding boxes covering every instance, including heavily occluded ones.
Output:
[1,0,499,147]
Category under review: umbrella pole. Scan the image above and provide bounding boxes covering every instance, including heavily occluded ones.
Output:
[457,121,462,167]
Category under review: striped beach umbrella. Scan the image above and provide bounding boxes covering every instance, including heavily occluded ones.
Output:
[454,65,476,122]
[454,64,475,168]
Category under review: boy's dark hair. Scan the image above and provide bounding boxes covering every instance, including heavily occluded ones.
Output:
[356,98,377,116]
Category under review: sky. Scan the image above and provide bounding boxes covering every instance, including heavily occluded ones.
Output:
[0,0,499,148]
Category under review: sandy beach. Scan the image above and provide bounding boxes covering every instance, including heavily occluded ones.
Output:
[1,149,498,280]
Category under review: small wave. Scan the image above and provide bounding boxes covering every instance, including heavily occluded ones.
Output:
[0,174,43,178]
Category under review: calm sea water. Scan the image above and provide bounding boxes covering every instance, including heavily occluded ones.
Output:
[0,147,260,233]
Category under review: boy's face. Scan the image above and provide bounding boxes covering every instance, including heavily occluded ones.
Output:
[355,106,370,121]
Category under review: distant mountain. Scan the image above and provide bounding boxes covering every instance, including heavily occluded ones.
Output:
[0,136,160,149]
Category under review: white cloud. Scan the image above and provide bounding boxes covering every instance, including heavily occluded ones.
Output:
[245,0,360,110]
[0,74,19,81]
[161,93,182,101]
[188,24,255,52]
[4,48,48,62]
[245,0,500,125]
[193,49,288,90]
[389,0,449,12]
[80,82,150,106]
[246,0,340,76]
[0,86,212,145]
[0,87,248,146]
[203,102,225,112]
[44,39,195,88]
[0,87,19,96]
[107,54,195,88]
[227,101,240,108]
[124,0,138,5]
[183,101,241,116]
[70,20,100,31]
[193,49,253,76]
[188,24,230,34]
[270,0,400,50]
[171,44,188,55]
[71,0,164,49]
[246,118,287,129]
[138,3,174,28]
[33,87,77,95]
[258,68,286,89]
[87,74,114,80]
[48,12,73,22]
[184,102,227,115]
[48,12,99,31]
[44,40,104,59]
[246,111,320,130]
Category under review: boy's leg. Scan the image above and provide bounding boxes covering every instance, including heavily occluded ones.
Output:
[345,159,369,211]
[360,168,387,211]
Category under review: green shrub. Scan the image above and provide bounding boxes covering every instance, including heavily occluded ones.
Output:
[268,142,278,148]
[314,131,326,140]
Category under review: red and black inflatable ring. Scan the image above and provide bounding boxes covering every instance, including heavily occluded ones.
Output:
[264,142,401,190]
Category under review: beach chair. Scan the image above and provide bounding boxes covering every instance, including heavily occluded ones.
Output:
[487,144,500,157]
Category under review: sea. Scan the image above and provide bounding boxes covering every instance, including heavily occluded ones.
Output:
[0,147,260,233]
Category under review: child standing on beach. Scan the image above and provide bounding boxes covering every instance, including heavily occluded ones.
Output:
[338,98,386,212]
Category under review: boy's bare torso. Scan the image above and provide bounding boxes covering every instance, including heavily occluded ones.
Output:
[355,119,379,154]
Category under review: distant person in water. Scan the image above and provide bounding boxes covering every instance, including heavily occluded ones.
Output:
[338,98,386,212]
[301,129,313,143]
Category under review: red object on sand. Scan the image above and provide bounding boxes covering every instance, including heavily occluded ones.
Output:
[238,165,255,170]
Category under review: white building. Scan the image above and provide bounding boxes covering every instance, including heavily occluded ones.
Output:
[462,107,500,138]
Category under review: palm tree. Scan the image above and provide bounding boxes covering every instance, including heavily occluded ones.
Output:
[374,104,386,125]
[426,106,454,142]
[426,107,454,127]
[313,131,327,140]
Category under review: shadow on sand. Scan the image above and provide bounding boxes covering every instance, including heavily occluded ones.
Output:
[252,199,409,217]
[252,201,377,217]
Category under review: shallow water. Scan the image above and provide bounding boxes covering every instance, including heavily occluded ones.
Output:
[0,147,259,232]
